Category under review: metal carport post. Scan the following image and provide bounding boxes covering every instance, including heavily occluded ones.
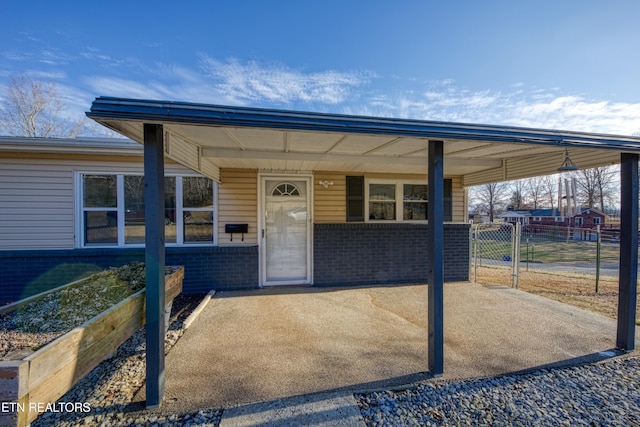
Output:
[427,139,444,376]
[144,123,166,408]
[617,152,638,351]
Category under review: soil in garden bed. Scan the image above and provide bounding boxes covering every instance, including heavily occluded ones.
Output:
[0,262,182,360]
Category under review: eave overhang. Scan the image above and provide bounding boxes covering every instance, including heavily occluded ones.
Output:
[86,97,640,185]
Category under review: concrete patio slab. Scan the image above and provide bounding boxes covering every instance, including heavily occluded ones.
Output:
[139,281,638,417]
[218,392,366,427]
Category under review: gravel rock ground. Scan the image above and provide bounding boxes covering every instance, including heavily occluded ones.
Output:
[356,356,640,426]
[32,294,223,427]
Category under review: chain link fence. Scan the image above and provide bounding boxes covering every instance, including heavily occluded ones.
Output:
[472,223,623,291]
[472,223,518,287]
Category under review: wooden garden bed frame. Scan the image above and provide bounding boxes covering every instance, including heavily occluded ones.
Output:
[0,266,183,427]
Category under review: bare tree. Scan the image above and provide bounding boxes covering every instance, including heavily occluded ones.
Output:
[576,169,598,209]
[576,165,617,212]
[595,166,618,213]
[527,176,546,209]
[508,179,528,209]
[471,182,508,222]
[0,74,83,137]
[541,175,557,212]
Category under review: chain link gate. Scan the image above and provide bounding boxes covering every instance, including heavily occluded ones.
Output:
[472,222,521,288]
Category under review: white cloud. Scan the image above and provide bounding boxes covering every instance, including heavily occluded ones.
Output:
[19,52,637,138]
[83,64,229,107]
[506,95,640,135]
[198,56,370,106]
[84,77,166,100]
[38,49,72,66]
[345,81,640,136]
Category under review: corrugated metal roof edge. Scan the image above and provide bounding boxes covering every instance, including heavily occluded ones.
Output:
[87,97,640,152]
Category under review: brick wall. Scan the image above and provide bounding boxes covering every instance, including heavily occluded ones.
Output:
[314,223,470,286]
[0,246,258,303]
[1,223,471,302]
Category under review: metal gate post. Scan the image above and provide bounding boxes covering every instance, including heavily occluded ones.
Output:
[595,224,601,293]
[513,222,521,289]
[469,221,474,282]
[509,223,516,287]
[473,223,479,283]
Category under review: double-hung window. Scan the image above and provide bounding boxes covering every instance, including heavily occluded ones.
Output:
[368,183,397,220]
[82,175,118,245]
[362,179,452,222]
[403,184,428,220]
[79,173,216,247]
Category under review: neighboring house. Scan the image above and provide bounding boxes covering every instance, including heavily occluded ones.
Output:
[572,208,607,228]
[0,136,470,302]
[469,212,490,224]
[498,208,607,229]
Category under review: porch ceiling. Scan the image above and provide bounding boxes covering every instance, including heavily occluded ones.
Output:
[87,97,640,186]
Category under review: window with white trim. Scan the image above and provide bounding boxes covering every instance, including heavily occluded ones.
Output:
[403,183,428,220]
[368,182,396,220]
[593,217,601,225]
[79,173,216,247]
[364,179,452,222]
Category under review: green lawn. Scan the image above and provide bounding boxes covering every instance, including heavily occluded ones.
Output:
[475,239,620,264]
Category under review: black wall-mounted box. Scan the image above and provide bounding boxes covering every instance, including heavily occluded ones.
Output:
[225,223,248,234]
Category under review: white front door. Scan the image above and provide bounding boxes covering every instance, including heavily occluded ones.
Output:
[261,176,311,286]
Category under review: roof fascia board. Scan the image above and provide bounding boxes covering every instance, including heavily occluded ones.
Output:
[88,97,640,152]
[0,137,141,155]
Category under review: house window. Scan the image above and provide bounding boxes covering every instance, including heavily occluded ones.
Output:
[79,173,216,247]
[183,177,216,243]
[360,179,453,222]
[593,217,601,225]
[83,175,118,245]
[272,182,301,196]
[575,217,583,226]
[555,216,564,222]
[403,184,428,220]
[368,183,396,220]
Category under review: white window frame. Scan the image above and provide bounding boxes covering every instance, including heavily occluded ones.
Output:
[75,172,217,248]
[365,179,429,222]
[575,217,584,226]
[593,217,601,225]
[181,175,219,245]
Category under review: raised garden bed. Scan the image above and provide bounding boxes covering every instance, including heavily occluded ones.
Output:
[0,263,183,427]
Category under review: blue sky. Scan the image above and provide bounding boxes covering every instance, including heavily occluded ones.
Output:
[1,0,639,135]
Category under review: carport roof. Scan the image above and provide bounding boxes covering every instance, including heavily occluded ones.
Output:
[87,97,640,185]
